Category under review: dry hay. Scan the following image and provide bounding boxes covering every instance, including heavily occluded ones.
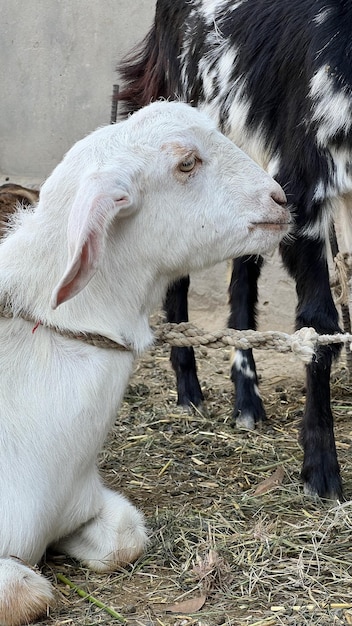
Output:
[30,335,352,626]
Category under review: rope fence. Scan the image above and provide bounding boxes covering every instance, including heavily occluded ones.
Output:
[152,253,352,365]
[152,323,352,364]
[1,303,352,363]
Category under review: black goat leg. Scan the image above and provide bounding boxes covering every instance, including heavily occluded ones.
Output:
[281,235,343,499]
[164,277,204,408]
[229,255,266,429]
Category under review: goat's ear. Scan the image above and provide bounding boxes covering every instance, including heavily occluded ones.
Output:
[51,171,136,309]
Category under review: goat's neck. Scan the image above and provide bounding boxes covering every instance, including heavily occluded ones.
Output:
[0,210,167,354]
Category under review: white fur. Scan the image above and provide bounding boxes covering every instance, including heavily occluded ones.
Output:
[232,351,261,430]
[233,351,256,380]
[310,66,352,145]
[312,7,332,25]
[199,0,244,24]
[199,0,229,24]
[0,100,289,625]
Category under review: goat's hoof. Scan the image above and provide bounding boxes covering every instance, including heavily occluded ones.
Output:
[236,412,256,430]
[176,401,208,417]
[175,403,195,416]
[303,481,343,502]
[0,558,54,626]
[302,470,343,502]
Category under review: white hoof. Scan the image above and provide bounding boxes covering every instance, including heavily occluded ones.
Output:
[0,558,54,626]
[236,412,256,430]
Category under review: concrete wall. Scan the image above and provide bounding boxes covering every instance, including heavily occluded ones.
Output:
[1,0,156,180]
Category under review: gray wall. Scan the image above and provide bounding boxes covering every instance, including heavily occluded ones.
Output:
[1,0,156,180]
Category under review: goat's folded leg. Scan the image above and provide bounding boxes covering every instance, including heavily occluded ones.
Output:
[0,558,54,626]
[54,487,148,572]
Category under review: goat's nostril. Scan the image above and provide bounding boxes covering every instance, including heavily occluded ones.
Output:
[271,189,287,207]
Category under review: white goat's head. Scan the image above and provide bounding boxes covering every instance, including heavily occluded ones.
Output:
[48,101,290,309]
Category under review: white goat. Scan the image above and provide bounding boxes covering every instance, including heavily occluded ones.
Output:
[0,101,290,625]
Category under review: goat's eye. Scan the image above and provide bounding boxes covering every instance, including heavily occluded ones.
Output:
[178,155,197,172]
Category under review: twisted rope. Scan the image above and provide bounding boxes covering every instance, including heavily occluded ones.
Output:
[153,323,352,364]
[2,303,352,363]
[0,302,130,351]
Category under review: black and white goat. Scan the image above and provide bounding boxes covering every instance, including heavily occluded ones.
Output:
[0,101,288,625]
[117,0,352,499]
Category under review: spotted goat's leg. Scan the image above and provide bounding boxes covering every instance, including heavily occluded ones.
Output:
[228,255,266,429]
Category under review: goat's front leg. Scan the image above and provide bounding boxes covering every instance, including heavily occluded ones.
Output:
[164,277,204,408]
[281,235,342,499]
[228,255,266,429]
[55,487,147,571]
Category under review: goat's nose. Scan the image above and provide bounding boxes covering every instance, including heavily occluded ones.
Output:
[271,188,287,207]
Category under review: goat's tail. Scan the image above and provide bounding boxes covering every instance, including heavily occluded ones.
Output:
[116,6,182,117]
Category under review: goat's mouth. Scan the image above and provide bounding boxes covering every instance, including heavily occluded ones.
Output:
[249,221,291,232]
